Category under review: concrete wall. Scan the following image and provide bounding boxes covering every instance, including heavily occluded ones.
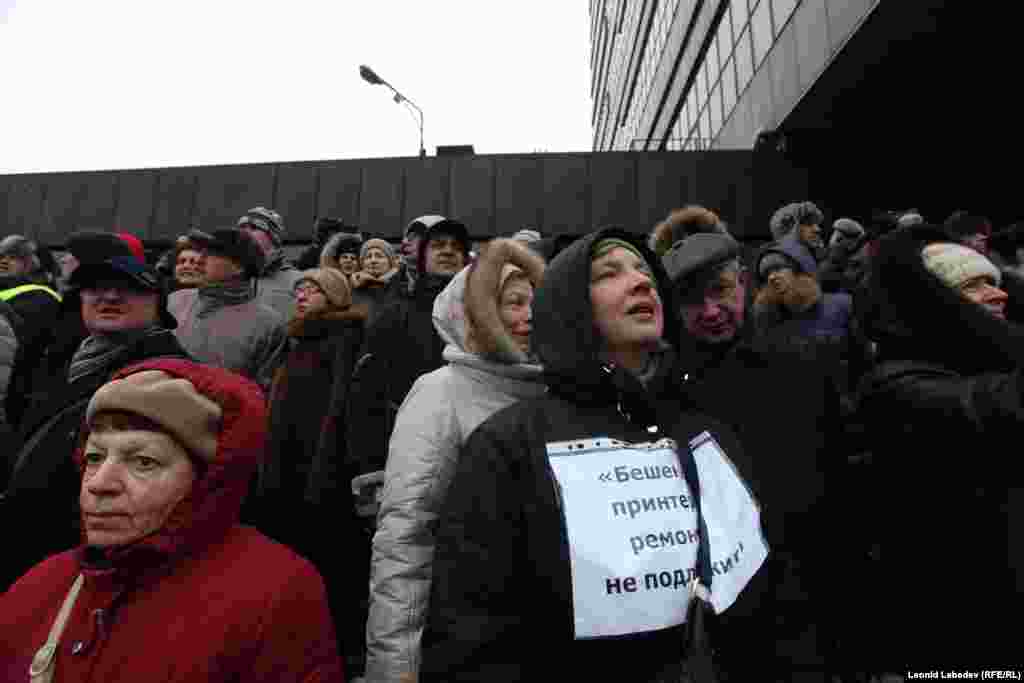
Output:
[0,151,809,246]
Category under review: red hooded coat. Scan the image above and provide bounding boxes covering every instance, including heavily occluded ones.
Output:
[0,358,344,682]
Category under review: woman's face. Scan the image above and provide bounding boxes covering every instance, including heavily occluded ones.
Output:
[338,253,359,276]
[80,427,196,547]
[362,247,392,278]
[498,276,534,354]
[175,249,205,287]
[294,281,328,317]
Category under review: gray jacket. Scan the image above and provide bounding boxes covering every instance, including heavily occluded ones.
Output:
[0,312,18,433]
[365,239,547,683]
[168,281,287,391]
[254,252,303,320]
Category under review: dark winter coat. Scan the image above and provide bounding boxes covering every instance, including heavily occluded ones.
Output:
[854,224,1023,669]
[258,308,366,538]
[0,330,190,591]
[0,275,62,429]
[0,359,343,682]
[674,330,841,676]
[344,273,453,475]
[420,228,753,683]
[0,306,17,438]
[350,269,402,328]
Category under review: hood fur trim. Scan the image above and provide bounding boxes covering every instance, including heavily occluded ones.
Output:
[649,206,729,257]
[753,272,822,316]
[463,238,545,364]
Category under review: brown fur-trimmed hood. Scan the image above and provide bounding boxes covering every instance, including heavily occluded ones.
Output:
[286,305,367,338]
[649,205,730,257]
[433,238,545,365]
[753,271,822,317]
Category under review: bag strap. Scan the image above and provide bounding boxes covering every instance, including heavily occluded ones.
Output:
[679,437,713,590]
[29,574,84,682]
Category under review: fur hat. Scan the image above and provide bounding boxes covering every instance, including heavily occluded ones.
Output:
[662,233,741,286]
[770,201,825,240]
[296,267,352,310]
[921,242,1001,290]
[86,369,223,463]
[237,207,285,246]
[649,206,730,257]
[188,228,265,278]
[359,238,396,266]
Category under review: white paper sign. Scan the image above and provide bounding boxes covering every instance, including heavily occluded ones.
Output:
[547,433,768,639]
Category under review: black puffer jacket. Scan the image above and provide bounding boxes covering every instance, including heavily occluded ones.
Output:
[420,228,752,682]
[854,224,1024,669]
[0,330,190,591]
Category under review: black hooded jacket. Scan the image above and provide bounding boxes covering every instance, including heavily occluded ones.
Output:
[420,228,750,682]
[854,225,1023,668]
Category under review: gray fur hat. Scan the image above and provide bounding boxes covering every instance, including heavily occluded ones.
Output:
[769,201,825,240]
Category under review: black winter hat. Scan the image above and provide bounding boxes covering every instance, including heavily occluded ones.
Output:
[64,231,178,329]
[188,228,266,278]
[416,218,471,273]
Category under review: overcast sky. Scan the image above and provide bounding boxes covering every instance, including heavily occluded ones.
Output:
[0,1,594,174]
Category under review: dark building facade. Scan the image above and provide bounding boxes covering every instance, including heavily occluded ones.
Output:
[591,1,1024,227]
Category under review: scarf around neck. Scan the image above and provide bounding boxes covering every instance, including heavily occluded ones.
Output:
[198,278,255,314]
[68,324,164,384]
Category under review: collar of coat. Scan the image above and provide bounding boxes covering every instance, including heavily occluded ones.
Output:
[287,305,367,338]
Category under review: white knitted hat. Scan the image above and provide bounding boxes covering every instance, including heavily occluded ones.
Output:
[921,242,1001,290]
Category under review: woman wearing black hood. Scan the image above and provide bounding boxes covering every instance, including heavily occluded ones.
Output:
[420,227,766,682]
[855,224,1023,671]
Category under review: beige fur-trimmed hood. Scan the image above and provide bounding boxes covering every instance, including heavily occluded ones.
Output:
[432,238,545,365]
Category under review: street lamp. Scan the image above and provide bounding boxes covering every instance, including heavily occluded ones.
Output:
[359,64,426,159]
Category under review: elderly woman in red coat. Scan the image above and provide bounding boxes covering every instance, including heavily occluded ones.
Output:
[0,358,344,682]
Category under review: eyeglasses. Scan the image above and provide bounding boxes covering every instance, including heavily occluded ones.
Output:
[295,284,325,297]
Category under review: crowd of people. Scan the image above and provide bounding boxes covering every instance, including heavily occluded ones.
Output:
[0,200,1019,681]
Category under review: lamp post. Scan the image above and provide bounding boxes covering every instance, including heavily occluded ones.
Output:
[359,64,426,159]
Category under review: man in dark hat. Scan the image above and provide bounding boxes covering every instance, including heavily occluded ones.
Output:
[0,232,190,590]
[296,217,361,271]
[662,233,845,680]
[168,228,286,390]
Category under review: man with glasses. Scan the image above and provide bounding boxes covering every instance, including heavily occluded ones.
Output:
[0,232,190,591]
[662,232,844,681]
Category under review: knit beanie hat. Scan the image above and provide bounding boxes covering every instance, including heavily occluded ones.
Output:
[237,207,285,246]
[296,267,352,310]
[593,237,648,266]
[513,228,542,244]
[829,218,866,249]
[921,242,1001,290]
[86,370,223,463]
[359,238,396,266]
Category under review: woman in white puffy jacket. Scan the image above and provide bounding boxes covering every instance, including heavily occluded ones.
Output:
[364,238,546,683]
